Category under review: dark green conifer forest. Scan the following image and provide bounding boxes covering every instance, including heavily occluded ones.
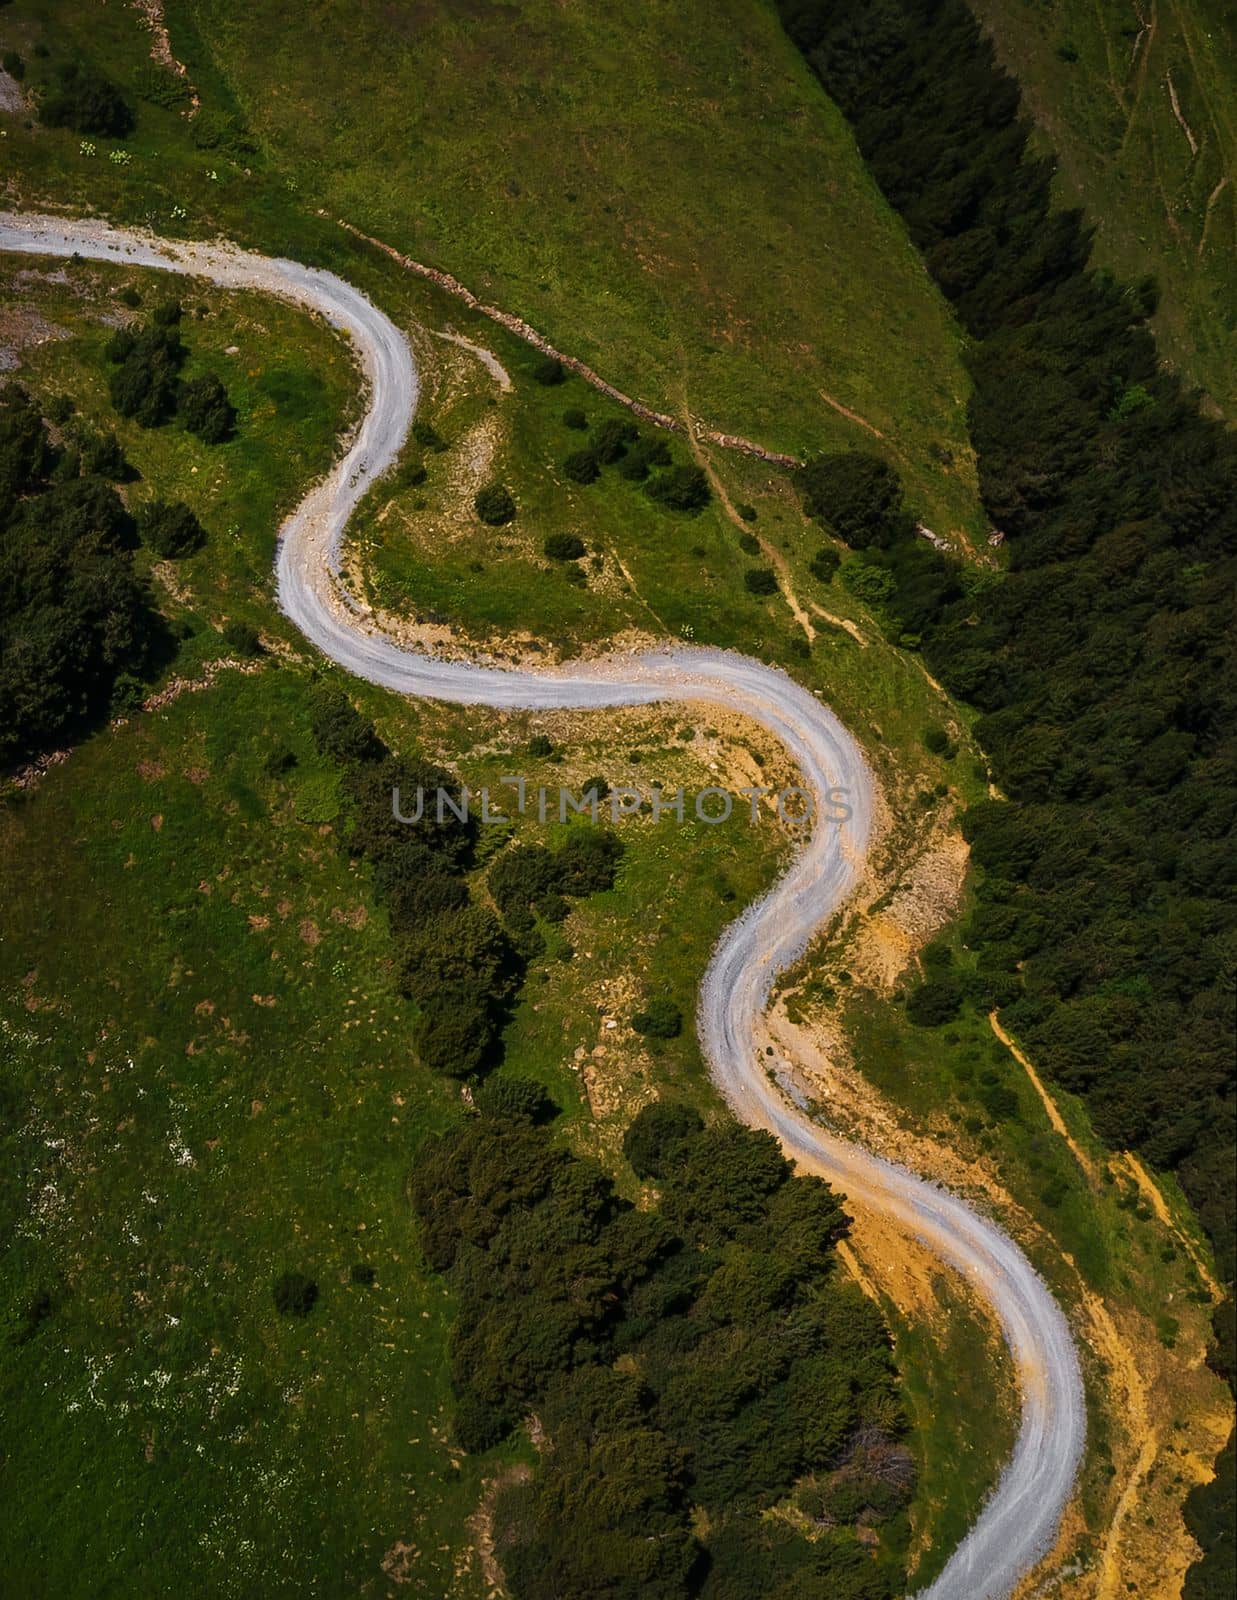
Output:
[780,4,1235,1589]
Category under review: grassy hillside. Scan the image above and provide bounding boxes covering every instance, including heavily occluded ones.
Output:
[970,0,1236,418]
[0,674,497,1598]
[179,0,982,538]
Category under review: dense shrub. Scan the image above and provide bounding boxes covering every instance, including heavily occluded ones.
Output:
[1184,1436,1236,1599]
[562,406,588,430]
[563,448,600,484]
[646,463,710,512]
[221,620,262,657]
[454,1391,512,1454]
[135,63,192,110]
[631,998,683,1039]
[474,1075,556,1124]
[412,420,448,452]
[412,985,495,1077]
[743,567,778,596]
[309,687,384,764]
[411,1112,908,1596]
[0,459,157,761]
[906,976,964,1028]
[787,1,1237,1346]
[135,499,205,559]
[474,482,516,525]
[106,322,185,428]
[618,436,672,482]
[623,1100,704,1179]
[272,1272,318,1317]
[190,108,255,157]
[544,531,586,560]
[591,417,639,464]
[809,545,840,583]
[799,451,911,549]
[77,429,130,480]
[40,61,134,136]
[488,827,622,923]
[0,384,55,514]
[179,373,235,444]
[554,826,623,894]
[533,356,566,385]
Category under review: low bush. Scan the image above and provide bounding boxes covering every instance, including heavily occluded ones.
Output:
[743,567,778,595]
[474,1075,556,1124]
[562,407,588,430]
[839,556,896,606]
[906,976,964,1027]
[221,620,262,657]
[413,420,448,452]
[646,463,710,512]
[799,450,912,549]
[309,687,383,764]
[623,1099,704,1179]
[631,997,683,1039]
[135,499,205,559]
[272,1271,318,1317]
[475,482,516,525]
[179,373,235,444]
[533,356,566,385]
[591,418,638,464]
[40,61,134,136]
[190,108,255,157]
[562,449,600,485]
[134,63,192,110]
[545,531,586,560]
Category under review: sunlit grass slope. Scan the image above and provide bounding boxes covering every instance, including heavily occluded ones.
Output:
[184,0,982,535]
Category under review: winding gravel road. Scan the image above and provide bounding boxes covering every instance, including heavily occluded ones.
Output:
[1,213,1085,1599]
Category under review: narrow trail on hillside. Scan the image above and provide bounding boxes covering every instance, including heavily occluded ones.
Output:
[0,212,1086,1600]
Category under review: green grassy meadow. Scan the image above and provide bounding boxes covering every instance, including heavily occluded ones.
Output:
[3,0,984,538]
[0,669,498,1597]
[971,0,1237,417]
